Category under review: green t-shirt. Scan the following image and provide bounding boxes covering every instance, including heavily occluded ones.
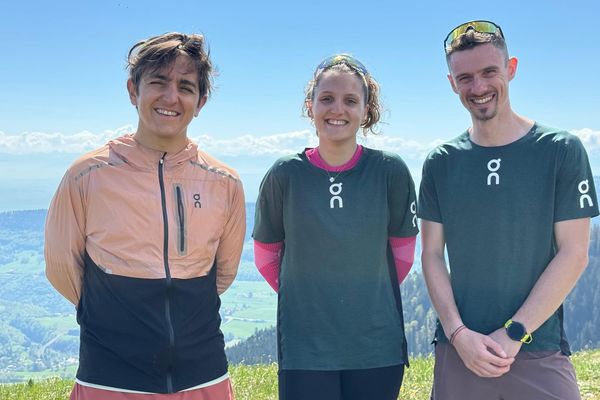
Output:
[253,147,419,370]
[418,123,599,353]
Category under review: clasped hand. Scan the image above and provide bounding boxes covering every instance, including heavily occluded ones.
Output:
[452,327,520,378]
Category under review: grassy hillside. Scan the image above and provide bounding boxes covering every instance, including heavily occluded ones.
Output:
[1,350,598,400]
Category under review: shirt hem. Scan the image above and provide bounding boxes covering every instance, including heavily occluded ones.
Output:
[75,373,229,394]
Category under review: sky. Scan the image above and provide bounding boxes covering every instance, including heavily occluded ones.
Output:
[1,0,599,210]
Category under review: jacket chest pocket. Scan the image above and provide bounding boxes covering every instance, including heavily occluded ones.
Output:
[171,183,227,258]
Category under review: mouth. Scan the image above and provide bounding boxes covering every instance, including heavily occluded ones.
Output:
[326,119,348,126]
[470,94,495,105]
[155,108,181,117]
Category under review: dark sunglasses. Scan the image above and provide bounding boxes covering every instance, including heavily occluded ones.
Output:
[444,20,504,54]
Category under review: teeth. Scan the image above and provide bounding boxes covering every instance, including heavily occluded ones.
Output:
[472,95,493,104]
[327,119,347,125]
[156,108,178,116]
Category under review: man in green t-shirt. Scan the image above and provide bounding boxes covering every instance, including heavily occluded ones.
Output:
[418,20,598,399]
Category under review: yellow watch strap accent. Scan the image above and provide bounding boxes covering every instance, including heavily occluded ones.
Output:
[521,333,533,344]
[505,319,533,343]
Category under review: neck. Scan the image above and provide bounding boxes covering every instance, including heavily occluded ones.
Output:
[133,130,189,153]
[317,140,358,167]
[470,111,534,147]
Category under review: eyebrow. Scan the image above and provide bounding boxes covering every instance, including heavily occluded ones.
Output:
[147,73,198,89]
[318,90,360,97]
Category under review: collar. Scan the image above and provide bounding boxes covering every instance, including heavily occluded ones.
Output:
[108,134,198,170]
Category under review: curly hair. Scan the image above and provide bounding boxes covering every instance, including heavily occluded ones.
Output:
[303,60,382,136]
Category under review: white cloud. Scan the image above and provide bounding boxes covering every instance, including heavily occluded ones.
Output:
[191,130,319,157]
[0,126,132,155]
[1,127,599,161]
[572,128,600,153]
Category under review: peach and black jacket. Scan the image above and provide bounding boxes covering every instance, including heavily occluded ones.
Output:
[44,135,246,394]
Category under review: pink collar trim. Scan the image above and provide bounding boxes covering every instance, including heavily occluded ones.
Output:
[305,145,363,172]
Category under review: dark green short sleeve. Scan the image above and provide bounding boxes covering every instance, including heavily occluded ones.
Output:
[253,162,285,243]
[387,155,419,237]
[417,154,442,223]
[554,135,599,221]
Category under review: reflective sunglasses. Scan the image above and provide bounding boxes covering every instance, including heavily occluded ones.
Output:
[444,20,504,54]
[314,54,369,78]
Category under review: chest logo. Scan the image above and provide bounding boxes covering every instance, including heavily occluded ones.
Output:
[410,201,417,227]
[329,182,343,209]
[193,193,202,208]
[487,158,501,186]
[578,180,594,209]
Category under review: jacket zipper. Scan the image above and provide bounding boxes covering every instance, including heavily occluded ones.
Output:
[175,185,185,254]
[158,155,175,393]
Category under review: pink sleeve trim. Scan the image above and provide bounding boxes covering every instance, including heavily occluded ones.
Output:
[389,236,416,285]
[254,240,283,292]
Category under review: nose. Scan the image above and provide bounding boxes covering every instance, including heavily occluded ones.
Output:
[161,83,178,103]
[471,76,487,95]
[331,99,344,114]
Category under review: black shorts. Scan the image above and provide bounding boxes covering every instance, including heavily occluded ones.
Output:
[278,364,404,400]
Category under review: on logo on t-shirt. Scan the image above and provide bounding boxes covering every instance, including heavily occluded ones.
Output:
[329,182,343,209]
[487,159,501,186]
[578,180,594,209]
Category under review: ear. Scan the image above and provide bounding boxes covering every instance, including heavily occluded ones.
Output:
[507,56,518,81]
[362,107,369,125]
[306,99,314,119]
[194,95,208,117]
[447,73,459,94]
[126,79,138,106]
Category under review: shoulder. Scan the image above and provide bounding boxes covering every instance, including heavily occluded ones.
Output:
[424,132,470,165]
[529,124,589,166]
[195,149,241,182]
[531,123,584,148]
[65,144,113,181]
[264,152,306,178]
[363,147,412,176]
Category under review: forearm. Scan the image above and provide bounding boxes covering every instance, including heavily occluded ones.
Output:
[44,171,86,306]
[422,251,463,337]
[512,218,590,333]
[389,236,416,285]
[254,240,282,292]
[216,180,246,294]
[512,245,588,333]
[45,260,83,306]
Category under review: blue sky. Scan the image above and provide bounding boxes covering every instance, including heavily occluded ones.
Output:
[1,0,599,209]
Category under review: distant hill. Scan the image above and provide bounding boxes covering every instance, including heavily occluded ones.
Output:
[1,206,600,380]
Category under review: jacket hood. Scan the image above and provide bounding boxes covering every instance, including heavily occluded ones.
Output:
[108,134,199,170]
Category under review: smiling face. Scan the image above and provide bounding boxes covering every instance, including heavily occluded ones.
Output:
[448,43,517,122]
[127,54,207,152]
[307,70,368,148]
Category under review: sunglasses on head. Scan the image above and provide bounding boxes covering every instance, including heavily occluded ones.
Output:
[444,20,504,54]
[314,54,369,78]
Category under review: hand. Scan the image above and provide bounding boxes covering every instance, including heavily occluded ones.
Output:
[488,327,522,359]
[452,328,515,378]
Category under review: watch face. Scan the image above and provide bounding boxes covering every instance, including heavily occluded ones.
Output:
[507,321,526,341]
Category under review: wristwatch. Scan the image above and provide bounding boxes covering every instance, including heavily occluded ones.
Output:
[504,319,532,344]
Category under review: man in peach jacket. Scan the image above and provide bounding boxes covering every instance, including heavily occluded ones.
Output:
[45,32,245,400]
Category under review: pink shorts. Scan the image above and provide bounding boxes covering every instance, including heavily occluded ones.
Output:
[70,377,234,400]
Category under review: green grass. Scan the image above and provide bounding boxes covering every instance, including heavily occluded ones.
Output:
[2,350,598,400]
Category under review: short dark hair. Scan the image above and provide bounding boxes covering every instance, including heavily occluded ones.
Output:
[127,32,214,98]
[445,29,509,65]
